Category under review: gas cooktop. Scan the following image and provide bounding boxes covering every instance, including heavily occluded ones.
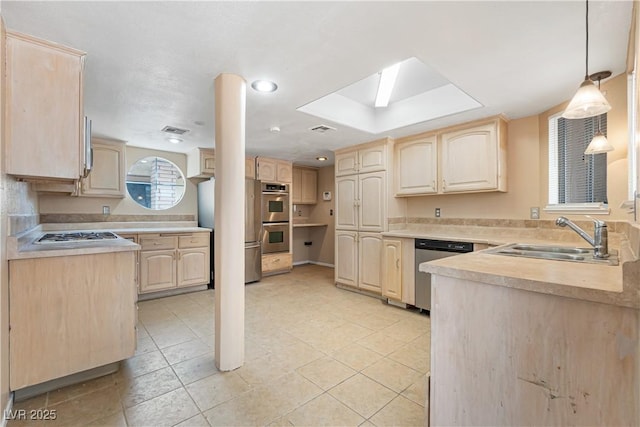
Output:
[35,231,120,244]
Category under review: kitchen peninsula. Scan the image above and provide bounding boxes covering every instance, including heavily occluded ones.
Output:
[418,222,640,426]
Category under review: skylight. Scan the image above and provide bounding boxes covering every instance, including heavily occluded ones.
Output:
[297,57,482,134]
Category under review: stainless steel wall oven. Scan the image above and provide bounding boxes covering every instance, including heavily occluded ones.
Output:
[261,183,289,223]
[261,182,290,254]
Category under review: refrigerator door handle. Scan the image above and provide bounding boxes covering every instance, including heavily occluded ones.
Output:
[245,242,261,249]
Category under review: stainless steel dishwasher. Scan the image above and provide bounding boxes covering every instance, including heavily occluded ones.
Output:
[415,239,474,312]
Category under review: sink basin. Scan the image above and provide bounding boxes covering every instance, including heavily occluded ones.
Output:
[509,244,591,255]
[485,243,618,266]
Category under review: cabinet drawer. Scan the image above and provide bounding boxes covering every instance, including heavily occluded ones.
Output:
[140,236,176,251]
[178,234,209,249]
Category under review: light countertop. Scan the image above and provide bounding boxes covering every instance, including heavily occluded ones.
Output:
[387,225,638,309]
[293,223,328,228]
[8,222,212,260]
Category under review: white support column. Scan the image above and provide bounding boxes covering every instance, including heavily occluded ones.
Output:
[214,73,246,371]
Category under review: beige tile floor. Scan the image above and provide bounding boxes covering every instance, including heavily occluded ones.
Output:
[9,264,430,427]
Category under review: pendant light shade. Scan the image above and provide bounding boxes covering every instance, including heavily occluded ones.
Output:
[562,0,612,119]
[562,78,612,119]
[585,130,614,154]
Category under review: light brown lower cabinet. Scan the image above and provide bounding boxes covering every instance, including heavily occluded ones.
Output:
[9,251,137,390]
[381,238,402,301]
[138,232,210,294]
[262,252,293,275]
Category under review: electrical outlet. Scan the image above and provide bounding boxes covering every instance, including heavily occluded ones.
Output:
[102,206,110,215]
[435,208,441,218]
[530,207,540,219]
[329,209,333,216]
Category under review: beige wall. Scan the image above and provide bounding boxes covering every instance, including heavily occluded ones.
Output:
[38,146,198,217]
[405,73,632,221]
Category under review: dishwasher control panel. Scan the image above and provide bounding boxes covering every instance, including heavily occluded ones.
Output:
[415,239,474,253]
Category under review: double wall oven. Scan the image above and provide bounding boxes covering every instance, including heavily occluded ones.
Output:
[261,182,290,254]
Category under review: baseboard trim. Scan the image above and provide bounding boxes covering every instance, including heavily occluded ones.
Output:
[2,392,14,427]
[138,284,208,301]
[292,261,335,268]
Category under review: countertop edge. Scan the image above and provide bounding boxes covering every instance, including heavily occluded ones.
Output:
[419,252,639,309]
[7,223,213,260]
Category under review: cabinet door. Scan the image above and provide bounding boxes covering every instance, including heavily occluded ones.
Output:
[139,250,176,293]
[395,137,438,196]
[257,157,277,182]
[187,148,215,178]
[293,167,318,204]
[276,161,292,183]
[245,157,256,179]
[6,32,85,181]
[336,175,358,230]
[335,231,358,287]
[441,122,498,193]
[358,143,387,174]
[358,232,382,293]
[292,167,303,204]
[301,168,318,203]
[201,151,216,175]
[81,139,125,197]
[359,171,386,232]
[262,252,293,274]
[177,248,209,287]
[335,151,358,176]
[382,239,402,300]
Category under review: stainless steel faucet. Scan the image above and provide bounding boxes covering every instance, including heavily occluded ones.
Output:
[555,216,609,259]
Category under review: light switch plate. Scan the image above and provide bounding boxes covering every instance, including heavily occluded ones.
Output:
[323,191,332,201]
[103,206,110,215]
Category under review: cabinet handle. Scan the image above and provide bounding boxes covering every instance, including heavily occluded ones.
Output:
[442,179,447,189]
[396,259,400,269]
[432,180,436,190]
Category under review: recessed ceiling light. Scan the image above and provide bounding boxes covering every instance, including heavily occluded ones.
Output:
[316,156,328,161]
[168,137,182,144]
[251,80,278,93]
[270,126,281,133]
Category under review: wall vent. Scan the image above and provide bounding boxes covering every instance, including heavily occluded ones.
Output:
[161,126,190,135]
[309,124,336,133]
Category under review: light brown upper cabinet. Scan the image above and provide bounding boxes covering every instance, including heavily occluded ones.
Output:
[245,157,256,179]
[256,157,292,183]
[394,136,438,195]
[80,138,126,198]
[186,148,215,178]
[335,143,387,176]
[394,116,507,196]
[440,121,506,193]
[5,31,86,182]
[292,166,318,204]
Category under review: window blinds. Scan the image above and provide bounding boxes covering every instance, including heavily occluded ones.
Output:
[556,114,607,204]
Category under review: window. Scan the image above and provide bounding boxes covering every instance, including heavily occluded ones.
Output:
[547,112,608,213]
[126,157,186,210]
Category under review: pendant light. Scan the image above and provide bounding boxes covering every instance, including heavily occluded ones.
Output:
[584,70,614,154]
[562,0,612,119]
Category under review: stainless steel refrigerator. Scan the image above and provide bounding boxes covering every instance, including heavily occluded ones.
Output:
[197,177,262,284]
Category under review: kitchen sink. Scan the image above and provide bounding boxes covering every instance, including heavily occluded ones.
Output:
[485,243,619,266]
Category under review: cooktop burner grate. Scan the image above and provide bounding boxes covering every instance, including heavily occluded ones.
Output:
[36,231,119,244]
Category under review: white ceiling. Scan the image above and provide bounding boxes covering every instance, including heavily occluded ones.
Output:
[0,1,633,166]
